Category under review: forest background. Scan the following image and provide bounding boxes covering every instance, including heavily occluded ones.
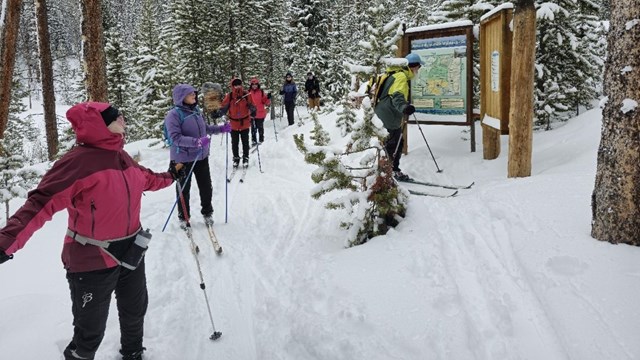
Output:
[1,0,608,165]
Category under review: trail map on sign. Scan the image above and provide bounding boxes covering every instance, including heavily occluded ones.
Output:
[411,35,467,115]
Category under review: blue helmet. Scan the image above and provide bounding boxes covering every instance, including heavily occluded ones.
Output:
[405,53,424,66]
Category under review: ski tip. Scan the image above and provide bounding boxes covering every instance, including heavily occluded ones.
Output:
[216,248,223,255]
[451,190,459,197]
[210,331,222,340]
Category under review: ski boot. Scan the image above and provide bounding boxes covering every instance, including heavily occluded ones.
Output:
[120,347,146,360]
[242,156,249,168]
[233,157,240,169]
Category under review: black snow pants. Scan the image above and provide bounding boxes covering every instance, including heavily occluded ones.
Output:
[63,260,148,360]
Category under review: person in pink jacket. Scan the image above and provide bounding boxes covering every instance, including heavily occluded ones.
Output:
[248,77,271,146]
[0,102,183,360]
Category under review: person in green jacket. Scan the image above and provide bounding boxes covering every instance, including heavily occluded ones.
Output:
[374,53,423,181]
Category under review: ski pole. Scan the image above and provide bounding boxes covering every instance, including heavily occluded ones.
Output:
[412,113,443,173]
[162,152,202,232]
[271,106,278,142]
[186,239,222,341]
[280,100,284,123]
[225,131,229,224]
[255,141,263,173]
[179,193,222,341]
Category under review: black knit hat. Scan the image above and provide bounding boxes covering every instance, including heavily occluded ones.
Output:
[285,72,292,78]
[101,106,119,126]
[231,78,242,86]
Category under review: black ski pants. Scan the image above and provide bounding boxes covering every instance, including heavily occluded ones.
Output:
[251,118,265,143]
[231,129,250,161]
[284,101,295,125]
[176,157,214,220]
[64,260,148,360]
[385,128,404,172]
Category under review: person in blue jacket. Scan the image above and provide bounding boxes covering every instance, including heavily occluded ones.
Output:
[279,72,298,125]
[164,84,231,227]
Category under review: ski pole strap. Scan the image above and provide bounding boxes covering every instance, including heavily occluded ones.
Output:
[66,228,140,248]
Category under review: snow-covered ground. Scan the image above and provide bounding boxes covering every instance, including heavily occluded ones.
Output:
[2,105,639,360]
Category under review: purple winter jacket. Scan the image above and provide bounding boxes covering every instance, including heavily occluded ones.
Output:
[164,84,225,163]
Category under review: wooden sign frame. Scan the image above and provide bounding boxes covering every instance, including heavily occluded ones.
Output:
[402,22,476,151]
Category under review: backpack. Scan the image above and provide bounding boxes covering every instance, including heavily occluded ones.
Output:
[368,70,401,108]
[163,106,200,150]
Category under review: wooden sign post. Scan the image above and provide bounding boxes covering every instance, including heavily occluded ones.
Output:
[479,4,514,160]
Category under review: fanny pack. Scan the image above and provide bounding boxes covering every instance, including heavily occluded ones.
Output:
[67,228,152,270]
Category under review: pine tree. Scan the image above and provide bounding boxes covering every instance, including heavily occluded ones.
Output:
[0,155,43,223]
[308,112,330,146]
[591,0,640,244]
[294,10,408,247]
[535,0,579,128]
[336,94,358,136]
[571,0,605,110]
[2,79,42,163]
[129,0,166,141]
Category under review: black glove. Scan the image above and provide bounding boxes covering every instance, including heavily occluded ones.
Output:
[211,110,223,118]
[0,250,13,264]
[267,93,272,99]
[403,104,416,115]
[168,161,185,180]
[249,105,257,118]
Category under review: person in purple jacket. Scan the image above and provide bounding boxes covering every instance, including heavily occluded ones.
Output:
[164,84,231,228]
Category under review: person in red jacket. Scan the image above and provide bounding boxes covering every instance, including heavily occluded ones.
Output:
[218,78,256,168]
[248,77,271,146]
[0,102,183,360]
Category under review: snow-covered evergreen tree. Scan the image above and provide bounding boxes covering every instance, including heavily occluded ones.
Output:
[0,155,43,223]
[294,11,409,247]
[534,0,601,129]
[128,0,166,141]
[335,94,358,136]
[2,79,42,163]
[309,112,330,146]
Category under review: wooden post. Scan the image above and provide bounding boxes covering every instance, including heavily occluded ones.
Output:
[507,0,536,178]
[482,123,501,159]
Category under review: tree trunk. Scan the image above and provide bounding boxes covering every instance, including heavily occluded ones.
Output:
[591,1,640,244]
[507,0,536,178]
[81,0,108,102]
[0,0,23,148]
[35,0,59,160]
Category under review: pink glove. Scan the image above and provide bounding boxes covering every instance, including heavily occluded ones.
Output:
[197,136,211,148]
[220,122,232,133]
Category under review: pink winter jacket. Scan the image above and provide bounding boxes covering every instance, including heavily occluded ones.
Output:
[249,88,271,119]
[0,102,175,273]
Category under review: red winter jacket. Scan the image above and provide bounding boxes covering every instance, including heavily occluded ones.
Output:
[249,88,271,119]
[221,87,255,131]
[0,102,175,273]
